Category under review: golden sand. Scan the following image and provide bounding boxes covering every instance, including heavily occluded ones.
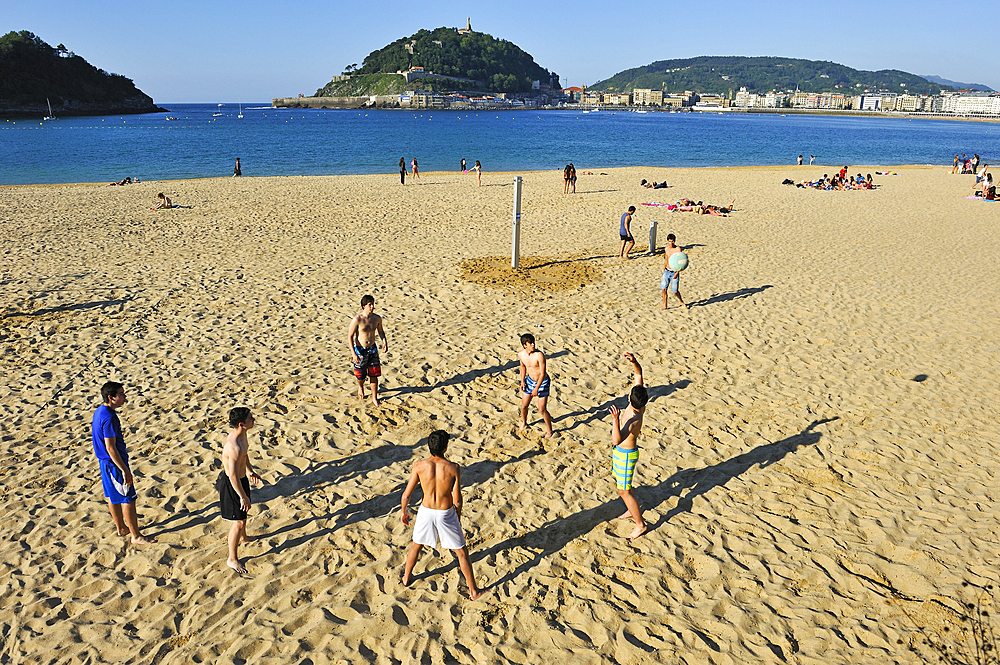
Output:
[2,165,999,663]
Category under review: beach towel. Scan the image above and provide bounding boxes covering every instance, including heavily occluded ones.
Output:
[965,196,999,202]
[641,202,672,207]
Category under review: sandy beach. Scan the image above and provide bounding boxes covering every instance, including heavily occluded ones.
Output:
[2,164,999,664]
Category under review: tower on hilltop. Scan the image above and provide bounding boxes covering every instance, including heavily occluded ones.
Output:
[458,18,474,35]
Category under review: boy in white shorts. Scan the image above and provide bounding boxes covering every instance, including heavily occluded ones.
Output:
[400,430,486,600]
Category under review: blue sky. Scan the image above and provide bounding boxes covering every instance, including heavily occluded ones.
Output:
[6,0,996,103]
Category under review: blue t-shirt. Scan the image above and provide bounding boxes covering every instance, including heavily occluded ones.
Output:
[620,212,630,236]
[92,404,127,464]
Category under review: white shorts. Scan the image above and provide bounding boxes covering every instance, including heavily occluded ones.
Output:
[412,505,466,549]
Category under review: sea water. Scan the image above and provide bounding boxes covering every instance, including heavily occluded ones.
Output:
[1,103,998,185]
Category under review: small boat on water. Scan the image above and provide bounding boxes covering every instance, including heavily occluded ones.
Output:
[237,102,243,119]
[212,103,223,117]
[43,98,55,121]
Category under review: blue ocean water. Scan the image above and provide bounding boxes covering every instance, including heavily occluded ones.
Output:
[2,103,998,185]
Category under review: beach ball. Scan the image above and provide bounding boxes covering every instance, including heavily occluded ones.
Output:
[668,252,689,272]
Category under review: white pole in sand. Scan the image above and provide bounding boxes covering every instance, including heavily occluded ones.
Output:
[511,176,523,268]
[648,219,658,256]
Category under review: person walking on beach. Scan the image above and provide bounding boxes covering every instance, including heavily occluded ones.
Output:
[661,233,687,310]
[399,157,406,185]
[91,382,156,544]
[473,160,482,186]
[619,206,636,259]
[233,157,241,177]
[218,407,262,574]
[411,157,420,181]
[518,333,553,438]
[400,430,486,600]
[348,294,388,406]
[608,353,648,541]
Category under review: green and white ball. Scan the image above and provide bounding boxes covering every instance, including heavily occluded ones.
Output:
[667,251,689,272]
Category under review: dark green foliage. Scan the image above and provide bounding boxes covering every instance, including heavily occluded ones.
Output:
[0,30,152,106]
[346,27,558,93]
[590,56,952,96]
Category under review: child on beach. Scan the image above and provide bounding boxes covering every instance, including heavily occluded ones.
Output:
[608,352,648,540]
[400,430,486,600]
[218,407,262,574]
[518,333,553,438]
[661,234,687,310]
[151,193,173,210]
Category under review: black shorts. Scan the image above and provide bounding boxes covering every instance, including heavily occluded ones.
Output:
[620,234,634,242]
[218,472,250,521]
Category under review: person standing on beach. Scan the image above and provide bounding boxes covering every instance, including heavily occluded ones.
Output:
[400,430,486,600]
[233,157,241,177]
[348,294,388,406]
[218,407,262,574]
[91,382,155,544]
[952,155,961,174]
[797,155,803,165]
[473,160,482,186]
[608,353,647,541]
[411,157,420,181]
[518,333,553,438]
[461,158,466,172]
[661,233,687,310]
[399,157,406,185]
[569,163,577,193]
[563,165,571,194]
[619,206,636,259]
[809,155,815,165]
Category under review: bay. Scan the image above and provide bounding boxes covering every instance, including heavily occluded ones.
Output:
[1,102,998,185]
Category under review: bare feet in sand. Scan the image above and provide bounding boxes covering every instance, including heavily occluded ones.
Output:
[130,535,157,544]
[227,558,247,574]
[616,510,633,520]
[469,587,490,601]
[627,523,648,541]
[544,431,553,439]
[371,397,380,407]
[238,535,257,544]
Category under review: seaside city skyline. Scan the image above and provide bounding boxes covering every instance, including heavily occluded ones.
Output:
[5,0,997,104]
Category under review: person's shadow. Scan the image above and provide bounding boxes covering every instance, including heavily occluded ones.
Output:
[2,298,129,319]
[688,285,773,308]
[451,418,834,590]
[551,379,692,433]
[386,350,569,397]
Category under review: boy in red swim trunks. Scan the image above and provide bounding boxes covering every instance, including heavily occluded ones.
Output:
[347,294,388,406]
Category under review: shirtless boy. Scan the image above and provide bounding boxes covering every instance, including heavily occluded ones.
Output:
[608,352,648,540]
[400,430,486,600]
[347,294,388,406]
[661,233,687,310]
[91,381,156,545]
[219,407,262,574]
[619,206,636,259]
[518,333,553,438]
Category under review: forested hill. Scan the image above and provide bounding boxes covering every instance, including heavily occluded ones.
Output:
[322,27,559,94]
[590,56,953,96]
[0,31,164,117]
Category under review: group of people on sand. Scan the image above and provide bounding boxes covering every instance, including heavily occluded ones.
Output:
[617,207,690,312]
[399,157,482,186]
[563,164,577,193]
[106,177,139,186]
[92,289,663,595]
[952,153,982,175]
[663,198,735,216]
[792,167,877,191]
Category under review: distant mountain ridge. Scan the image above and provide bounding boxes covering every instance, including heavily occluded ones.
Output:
[315,25,558,96]
[0,31,164,117]
[590,56,953,96]
[920,74,993,92]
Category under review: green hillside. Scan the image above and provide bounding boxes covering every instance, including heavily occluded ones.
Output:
[0,30,161,116]
[590,56,952,96]
[315,26,559,95]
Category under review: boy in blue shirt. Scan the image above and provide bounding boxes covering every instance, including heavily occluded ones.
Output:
[91,382,155,544]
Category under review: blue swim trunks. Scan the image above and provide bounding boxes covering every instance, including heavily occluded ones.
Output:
[660,269,679,293]
[99,460,137,504]
[524,375,550,397]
